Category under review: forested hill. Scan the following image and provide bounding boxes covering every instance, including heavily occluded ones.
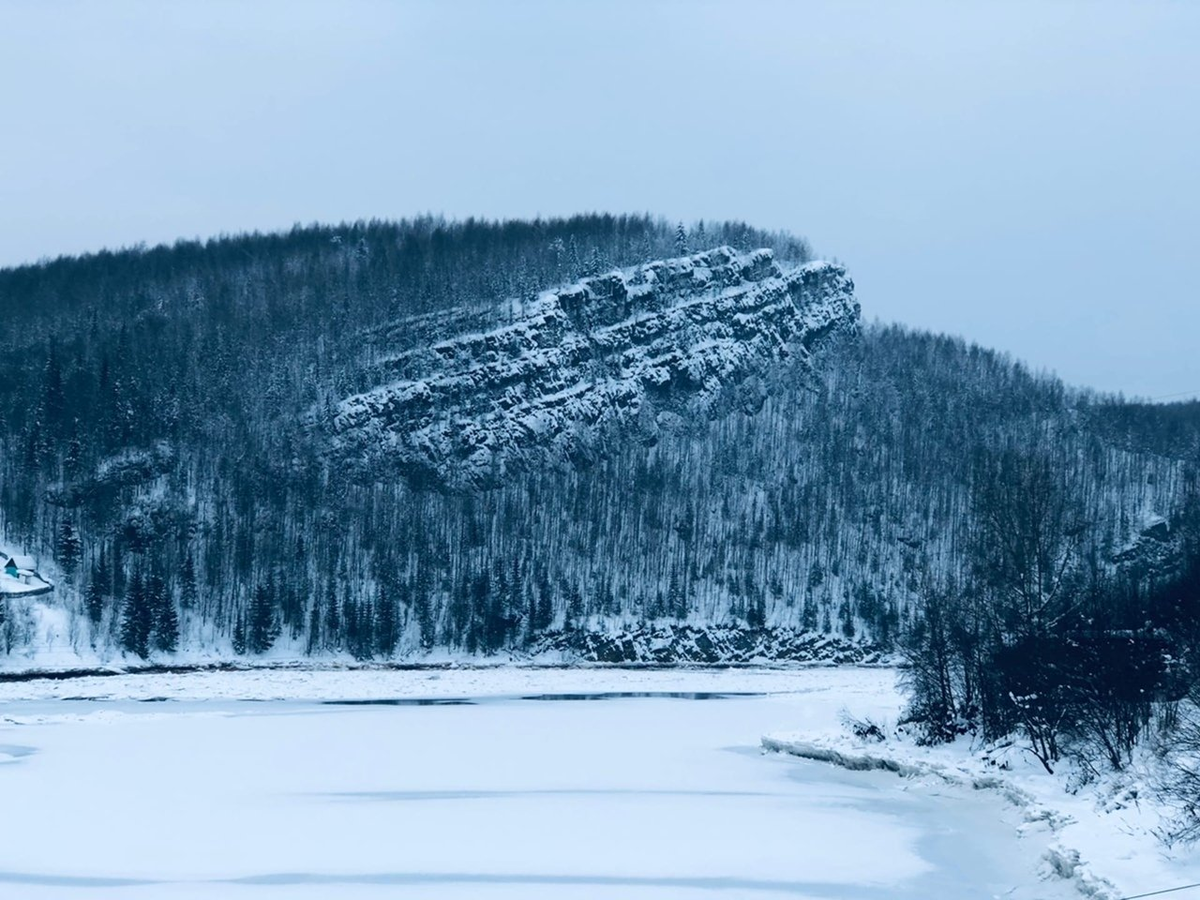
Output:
[0,215,1194,665]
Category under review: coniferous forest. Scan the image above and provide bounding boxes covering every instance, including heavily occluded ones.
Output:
[0,215,1197,685]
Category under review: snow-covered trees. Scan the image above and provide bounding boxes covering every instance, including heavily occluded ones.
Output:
[0,215,1193,669]
[246,581,279,654]
[150,573,179,654]
[904,447,1200,774]
[119,571,152,659]
[55,520,82,578]
[117,569,180,659]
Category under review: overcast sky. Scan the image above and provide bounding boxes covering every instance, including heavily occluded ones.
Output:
[1,0,1196,400]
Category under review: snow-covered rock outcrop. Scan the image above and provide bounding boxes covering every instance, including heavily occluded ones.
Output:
[330,247,858,487]
[528,624,885,665]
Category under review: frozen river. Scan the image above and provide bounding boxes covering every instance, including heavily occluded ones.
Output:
[0,667,1075,899]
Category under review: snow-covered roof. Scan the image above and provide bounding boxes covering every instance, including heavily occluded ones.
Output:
[0,570,52,596]
[5,555,36,570]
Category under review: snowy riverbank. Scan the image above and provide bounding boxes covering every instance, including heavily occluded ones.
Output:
[0,665,1193,898]
[764,696,1200,900]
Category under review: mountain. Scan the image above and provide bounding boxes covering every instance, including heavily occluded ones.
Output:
[0,215,1193,665]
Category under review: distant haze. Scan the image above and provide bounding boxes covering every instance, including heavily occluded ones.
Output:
[2,0,1196,400]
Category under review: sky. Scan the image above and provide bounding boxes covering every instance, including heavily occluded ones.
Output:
[1,0,1196,400]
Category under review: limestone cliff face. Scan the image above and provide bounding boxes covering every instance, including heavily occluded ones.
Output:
[330,246,859,488]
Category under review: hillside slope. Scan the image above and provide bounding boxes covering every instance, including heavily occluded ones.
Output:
[0,216,1192,666]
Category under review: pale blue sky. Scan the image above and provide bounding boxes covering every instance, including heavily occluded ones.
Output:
[1,0,1196,399]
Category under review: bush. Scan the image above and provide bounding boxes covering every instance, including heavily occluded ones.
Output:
[840,710,887,743]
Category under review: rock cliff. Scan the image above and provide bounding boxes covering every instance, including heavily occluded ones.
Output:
[331,246,859,487]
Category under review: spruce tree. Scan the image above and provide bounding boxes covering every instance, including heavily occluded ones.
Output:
[248,581,280,654]
[63,427,83,477]
[343,596,362,658]
[414,572,435,650]
[179,550,198,612]
[375,587,398,657]
[155,598,180,653]
[232,611,247,655]
[305,600,321,655]
[323,581,341,651]
[84,577,105,628]
[535,570,555,633]
[41,342,67,439]
[667,568,686,621]
[119,570,152,659]
[565,582,584,631]
[525,581,538,644]
[56,521,82,579]
[149,573,179,653]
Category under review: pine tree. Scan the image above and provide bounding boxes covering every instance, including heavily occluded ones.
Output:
[323,581,341,651]
[355,596,375,660]
[343,596,364,659]
[232,611,247,655]
[839,599,856,639]
[746,583,766,629]
[535,570,555,632]
[56,521,82,580]
[668,568,687,621]
[674,222,689,256]
[524,580,538,644]
[84,577,105,628]
[86,553,111,627]
[179,550,199,611]
[248,580,280,654]
[119,570,152,659]
[597,581,617,617]
[375,586,399,657]
[485,565,509,653]
[466,572,491,653]
[801,596,818,632]
[414,572,435,650]
[305,600,321,655]
[63,425,83,477]
[564,582,584,631]
[584,247,604,278]
[141,572,179,654]
[280,580,304,639]
[41,342,67,439]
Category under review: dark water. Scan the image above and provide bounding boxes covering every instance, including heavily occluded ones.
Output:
[322,691,767,706]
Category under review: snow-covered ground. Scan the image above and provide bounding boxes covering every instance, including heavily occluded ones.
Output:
[764,700,1200,900]
[0,666,1103,899]
[0,572,52,595]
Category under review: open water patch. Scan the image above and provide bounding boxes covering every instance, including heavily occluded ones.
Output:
[321,691,766,707]
[322,697,478,707]
[519,691,766,701]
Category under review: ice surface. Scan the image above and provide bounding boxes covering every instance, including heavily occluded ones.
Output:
[0,668,1080,899]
